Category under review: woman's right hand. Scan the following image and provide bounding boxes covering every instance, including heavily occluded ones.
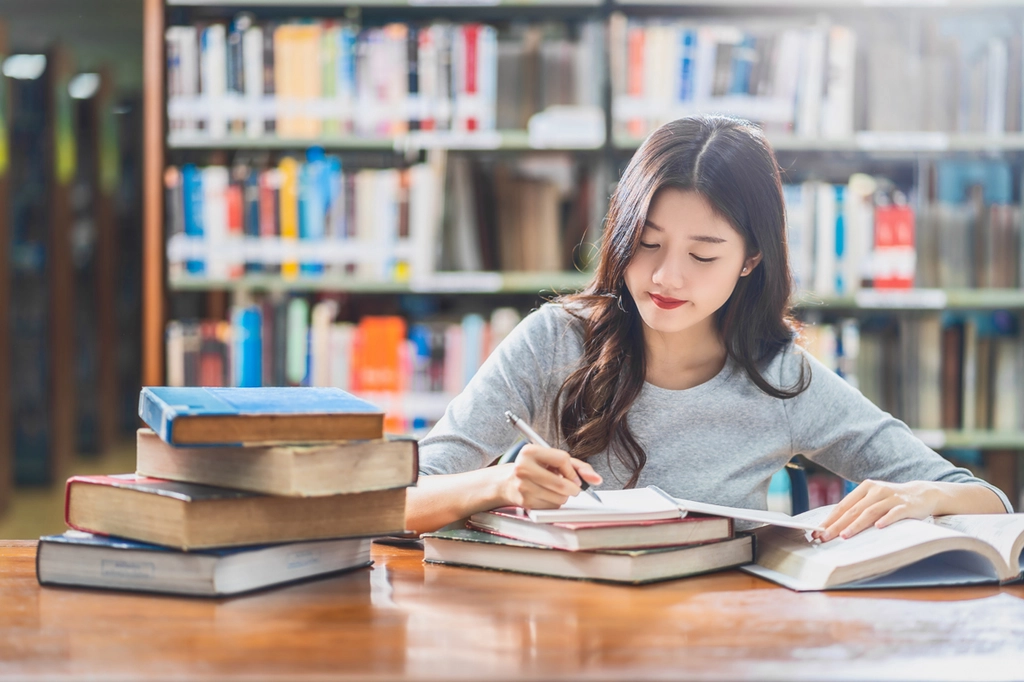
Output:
[499,444,603,510]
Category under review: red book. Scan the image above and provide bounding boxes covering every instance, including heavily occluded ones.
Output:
[463,24,479,131]
[873,204,915,289]
[226,183,244,278]
[468,507,733,552]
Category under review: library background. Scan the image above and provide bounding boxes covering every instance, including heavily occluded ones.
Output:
[1,0,1023,536]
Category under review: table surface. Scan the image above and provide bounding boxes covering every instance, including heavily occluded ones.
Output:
[3,539,1024,682]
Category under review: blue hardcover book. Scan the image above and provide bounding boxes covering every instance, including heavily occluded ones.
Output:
[37,530,374,596]
[138,386,384,445]
[231,305,263,387]
[181,163,205,274]
[300,147,328,275]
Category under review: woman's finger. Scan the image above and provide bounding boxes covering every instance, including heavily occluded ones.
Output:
[521,445,582,485]
[820,481,869,529]
[875,504,912,529]
[515,457,581,498]
[516,479,570,510]
[836,499,894,539]
[569,458,602,485]
[821,488,887,541]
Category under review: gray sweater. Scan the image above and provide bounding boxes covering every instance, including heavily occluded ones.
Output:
[418,303,1012,513]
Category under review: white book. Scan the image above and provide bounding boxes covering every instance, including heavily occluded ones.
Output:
[200,24,228,138]
[783,182,815,293]
[354,169,379,279]
[328,322,355,391]
[408,163,440,281]
[820,25,856,139]
[200,166,229,279]
[165,321,185,388]
[744,506,1024,591]
[374,168,400,280]
[309,300,338,388]
[986,37,1008,135]
[796,25,826,139]
[813,182,837,296]
[243,24,264,138]
[772,28,803,130]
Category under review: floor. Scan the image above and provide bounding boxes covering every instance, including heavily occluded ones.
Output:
[0,439,137,539]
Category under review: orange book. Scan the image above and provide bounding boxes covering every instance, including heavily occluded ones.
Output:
[354,316,407,392]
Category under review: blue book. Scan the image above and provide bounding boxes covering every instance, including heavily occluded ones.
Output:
[181,163,205,274]
[231,306,263,388]
[37,530,374,597]
[138,386,384,446]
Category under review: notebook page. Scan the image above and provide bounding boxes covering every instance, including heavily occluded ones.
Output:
[526,488,681,523]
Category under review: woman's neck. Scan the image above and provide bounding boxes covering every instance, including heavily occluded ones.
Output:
[642,320,727,391]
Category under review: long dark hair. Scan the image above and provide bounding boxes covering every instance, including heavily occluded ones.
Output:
[552,115,809,487]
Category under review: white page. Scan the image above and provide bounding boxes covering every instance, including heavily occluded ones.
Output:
[934,514,1024,574]
[651,486,826,531]
[526,488,681,523]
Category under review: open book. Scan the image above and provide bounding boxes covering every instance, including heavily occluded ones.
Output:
[743,505,1024,591]
[524,486,824,532]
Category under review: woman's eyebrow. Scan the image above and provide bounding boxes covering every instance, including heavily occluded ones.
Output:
[643,219,727,244]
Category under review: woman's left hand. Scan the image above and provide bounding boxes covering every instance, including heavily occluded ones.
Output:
[813,480,938,542]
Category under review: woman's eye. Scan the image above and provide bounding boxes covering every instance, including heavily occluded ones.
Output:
[639,242,659,249]
[691,255,717,263]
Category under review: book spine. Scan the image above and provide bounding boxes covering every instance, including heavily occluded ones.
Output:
[138,388,176,444]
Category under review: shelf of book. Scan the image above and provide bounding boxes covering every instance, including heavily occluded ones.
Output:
[795,289,1024,312]
[914,430,1024,451]
[168,0,604,6]
[168,271,593,294]
[615,133,1024,155]
[610,0,1024,7]
[167,130,604,152]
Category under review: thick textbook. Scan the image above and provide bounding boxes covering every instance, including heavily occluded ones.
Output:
[525,487,823,531]
[134,428,417,496]
[36,531,372,597]
[469,508,732,552]
[65,474,407,550]
[423,528,753,584]
[743,506,1024,591]
[138,386,384,446]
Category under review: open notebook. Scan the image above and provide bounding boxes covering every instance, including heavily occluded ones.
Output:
[523,486,824,532]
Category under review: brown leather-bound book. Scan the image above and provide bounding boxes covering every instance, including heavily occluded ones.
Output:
[65,474,407,550]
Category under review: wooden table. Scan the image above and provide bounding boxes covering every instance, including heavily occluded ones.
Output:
[3,540,1024,681]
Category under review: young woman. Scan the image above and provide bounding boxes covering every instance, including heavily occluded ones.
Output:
[408,115,1009,538]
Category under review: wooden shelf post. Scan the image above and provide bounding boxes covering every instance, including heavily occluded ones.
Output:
[143,0,165,387]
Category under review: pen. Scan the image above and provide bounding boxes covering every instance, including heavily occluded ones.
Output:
[504,410,603,504]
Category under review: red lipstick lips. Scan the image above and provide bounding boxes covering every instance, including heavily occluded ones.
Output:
[649,293,687,310]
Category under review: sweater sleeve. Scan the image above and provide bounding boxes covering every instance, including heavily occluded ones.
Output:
[779,345,1013,512]
[417,304,580,476]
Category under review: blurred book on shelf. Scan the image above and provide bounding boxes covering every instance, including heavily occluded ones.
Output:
[166,16,605,145]
[165,150,602,284]
[166,304,523,435]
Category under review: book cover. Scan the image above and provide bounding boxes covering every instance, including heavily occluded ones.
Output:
[423,527,753,584]
[37,530,374,597]
[64,473,407,550]
[138,386,384,446]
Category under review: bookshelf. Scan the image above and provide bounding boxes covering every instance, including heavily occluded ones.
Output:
[143,0,1024,498]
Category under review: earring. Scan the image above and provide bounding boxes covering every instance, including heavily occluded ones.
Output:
[741,267,748,274]
[616,294,627,313]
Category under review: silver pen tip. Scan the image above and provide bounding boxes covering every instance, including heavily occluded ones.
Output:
[504,411,519,424]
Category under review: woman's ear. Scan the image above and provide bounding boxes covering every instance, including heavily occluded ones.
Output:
[740,253,763,276]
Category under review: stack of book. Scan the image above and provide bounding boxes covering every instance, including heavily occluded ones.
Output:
[422,487,784,584]
[35,387,415,597]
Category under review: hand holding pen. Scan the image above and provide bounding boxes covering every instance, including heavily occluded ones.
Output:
[504,411,604,505]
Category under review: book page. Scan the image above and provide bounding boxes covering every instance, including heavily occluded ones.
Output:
[755,508,1009,588]
[655,487,826,531]
[934,514,1024,575]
